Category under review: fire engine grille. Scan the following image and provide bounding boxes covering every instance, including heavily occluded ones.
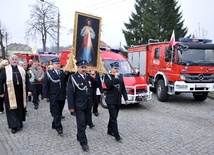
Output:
[182,74,214,83]
[130,89,147,94]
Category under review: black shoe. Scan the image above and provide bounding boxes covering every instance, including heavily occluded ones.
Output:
[89,124,95,128]
[34,104,38,109]
[93,112,99,116]
[115,136,122,141]
[20,124,23,129]
[57,130,63,135]
[82,145,89,152]
[61,115,65,119]
[107,132,114,136]
[11,128,17,134]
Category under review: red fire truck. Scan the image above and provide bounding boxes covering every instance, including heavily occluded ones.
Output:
[60,49,152,108]
[15,52,59,64]
[128,38,214,102]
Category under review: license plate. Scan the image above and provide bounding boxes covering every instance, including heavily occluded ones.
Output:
[136,96,142,101]
[195,84,206,88]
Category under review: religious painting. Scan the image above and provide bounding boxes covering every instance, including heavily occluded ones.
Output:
[73,11,102,71]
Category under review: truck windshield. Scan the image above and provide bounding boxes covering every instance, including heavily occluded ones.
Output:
[178,49,214,66]
[40,56,59,63]
[103,60,136,75]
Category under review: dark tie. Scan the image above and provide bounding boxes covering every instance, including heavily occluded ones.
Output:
[56,70,60,76]
[83,74,86,79]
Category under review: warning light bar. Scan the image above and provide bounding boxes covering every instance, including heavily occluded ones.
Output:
[179,38,212,43]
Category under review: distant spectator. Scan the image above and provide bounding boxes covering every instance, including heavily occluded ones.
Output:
[47,65,53,71]
[27,59,33,70]
[41,63,47,72]
[29,61,44,109]
[19,61,24,67]
[0,59,9,114]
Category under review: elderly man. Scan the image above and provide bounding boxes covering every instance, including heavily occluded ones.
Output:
[0,55,32,133]
[29,61,44,109]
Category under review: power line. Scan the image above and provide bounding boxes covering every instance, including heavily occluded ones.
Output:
[60,0,132,22]
[60,0,113,17]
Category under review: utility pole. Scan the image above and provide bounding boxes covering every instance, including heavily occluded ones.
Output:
[0,28,5,59]
[57,12,60,55]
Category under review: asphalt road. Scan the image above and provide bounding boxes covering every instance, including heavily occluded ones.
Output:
[0,93,214,155]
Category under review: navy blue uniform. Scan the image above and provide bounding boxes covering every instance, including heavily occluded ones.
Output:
[104,73,128,140]
[43,69,68,133]
[67,72,97,146]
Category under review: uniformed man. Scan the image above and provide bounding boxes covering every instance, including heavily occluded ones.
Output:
[67,60,97,152]
[42,59,69,135]
[104,61,128,141]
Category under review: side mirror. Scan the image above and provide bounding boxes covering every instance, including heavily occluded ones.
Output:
[135,68,140,76]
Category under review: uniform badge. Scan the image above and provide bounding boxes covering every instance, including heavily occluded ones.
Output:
[88,81,91,87]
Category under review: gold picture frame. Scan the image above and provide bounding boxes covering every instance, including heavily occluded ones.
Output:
[73,11,102,71]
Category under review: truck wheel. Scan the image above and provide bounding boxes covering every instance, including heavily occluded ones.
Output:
[100,93,108,109]
[193,92,208,101]
[156,79,168,102]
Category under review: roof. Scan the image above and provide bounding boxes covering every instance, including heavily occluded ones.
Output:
[7,43,32,51]
[100,41,111,48]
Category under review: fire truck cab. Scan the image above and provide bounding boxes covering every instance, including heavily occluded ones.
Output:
[128,38,214,102]
[15,52,59,64]
[100,49,152,108]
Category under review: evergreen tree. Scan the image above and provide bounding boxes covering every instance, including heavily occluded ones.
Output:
[123,0,188,47]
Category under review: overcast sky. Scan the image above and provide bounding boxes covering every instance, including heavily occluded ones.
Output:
[0,0,214,49]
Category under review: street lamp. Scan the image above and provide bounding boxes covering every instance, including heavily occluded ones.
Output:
[40,0,60,55]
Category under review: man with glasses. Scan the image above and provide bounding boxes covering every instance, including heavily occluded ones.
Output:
[104,61,128,142]
[67,60,97,152]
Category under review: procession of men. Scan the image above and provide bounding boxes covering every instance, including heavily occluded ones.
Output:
[0,55,127,152]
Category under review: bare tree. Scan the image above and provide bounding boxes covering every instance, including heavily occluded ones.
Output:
[25,1,58,52]
[192,23,208,39]
[0,21,9,59]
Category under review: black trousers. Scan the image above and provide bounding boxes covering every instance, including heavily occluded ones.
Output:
[76,108,91,146]
[50,100,65,132]
[107,104,120,138]
[87,107,93,126]
[92,95,100,113]
[32,84,41,105]
[0,97,4,112]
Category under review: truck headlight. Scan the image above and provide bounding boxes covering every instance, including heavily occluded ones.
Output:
[126,88,131,93]
[180,75,186,80]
